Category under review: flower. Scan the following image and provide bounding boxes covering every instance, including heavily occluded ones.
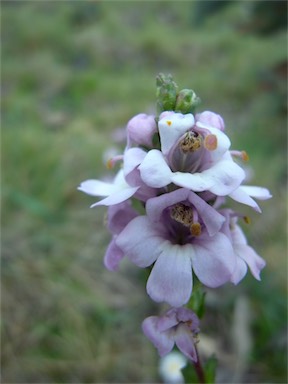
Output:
[126,113,157,148]
[104,200,138,271]
[159,351,187,384]
[116,188,236,307]
[220,210,266,283]
[142,307,200,361]
[78,169,139,207]
[136,111,246,196]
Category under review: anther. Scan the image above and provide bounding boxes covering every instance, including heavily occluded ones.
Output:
[243,216,251,224]
[204,134,217,151]
[190,222,202,236]
[170,203,193,226]
[180,131,202,153]
[166,120,172,126]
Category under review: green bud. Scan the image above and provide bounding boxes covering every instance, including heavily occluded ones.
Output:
[175,88,201,114]
[156,73,178,114]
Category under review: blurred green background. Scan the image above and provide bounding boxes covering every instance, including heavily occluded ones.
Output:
[2,1,287,383]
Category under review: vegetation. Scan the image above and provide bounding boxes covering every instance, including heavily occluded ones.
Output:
[2,1,287,382]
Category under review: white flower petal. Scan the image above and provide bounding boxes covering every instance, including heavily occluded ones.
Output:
[139,149,173,188]
[171,172,214,192]
[78,179,118,197]
[229,187,261,212]
[159,112,195,155]
[90,186,139,207]
[239,186,272,200]
[203,159,246,196]
[196,122,231,160]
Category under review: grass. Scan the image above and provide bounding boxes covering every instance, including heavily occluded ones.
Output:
[1,1,287,383]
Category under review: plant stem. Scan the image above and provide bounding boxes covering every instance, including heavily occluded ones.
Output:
[193,344,206,384]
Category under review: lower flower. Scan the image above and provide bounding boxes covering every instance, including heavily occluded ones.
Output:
[116,188,236,307]
[142,307,200,362]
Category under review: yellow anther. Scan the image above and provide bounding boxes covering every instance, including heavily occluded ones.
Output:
[170,203,193,226]
[190,222,201,236]
[243,216,251,224]
[180,131,202,153]
[166,120,172,126]
[204,134,217,151]
[241,151,249,162]
[106,159,114,169]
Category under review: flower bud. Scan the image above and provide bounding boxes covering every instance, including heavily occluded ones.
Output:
[127,113,157,147]
[156,73,178,113]
[175,89,201,114]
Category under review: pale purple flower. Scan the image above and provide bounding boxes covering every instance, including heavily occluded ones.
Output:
[78,169,139,207]
[134,111,246,196]
[220,210,266,283]
[104,200,138,271]
[126,113,157,148]
[142,307,200,361]
[116,188,236,307]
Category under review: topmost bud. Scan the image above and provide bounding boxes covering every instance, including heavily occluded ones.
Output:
[156,73,178,114]
[156,73,201,115]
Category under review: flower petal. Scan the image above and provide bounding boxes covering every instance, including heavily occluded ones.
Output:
[196,122,230,161]
[147,243,193,307]
[142,316,174,357]
[230,256,248,284]
[78,179,118,197]
[192,233,235,287]
[175,324,197,362]
[240,186,272,200]
[235,244,266,281]
[123,147,147,177]
[229,187,262,212]
[139,149,173,188]
[203,159,246,196]
[159,112,195,155]
[116,216,163,267]
[90,186,139,207]
[171,171,214,192]
[107,201,138,234]
[188,191,225,236]
[104,238,125,271]
[146,188,190,222]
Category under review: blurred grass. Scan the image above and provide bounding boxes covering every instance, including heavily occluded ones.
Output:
[1,1,287,383]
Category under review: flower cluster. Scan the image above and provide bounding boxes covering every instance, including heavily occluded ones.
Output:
[78,74,271,363]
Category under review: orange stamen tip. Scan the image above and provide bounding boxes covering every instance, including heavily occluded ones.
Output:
[166,120,172,126]
[243,216,251,224]
[106,159,114,169]
[204,134,217,151]
[190,222,201,236]
[242,151,249,162]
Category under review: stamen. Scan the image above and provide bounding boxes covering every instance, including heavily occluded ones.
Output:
[106,154,123,169]
[190,222,201,236]
[230,150,249,162]
[180,131,202,153]
[241,151,249,162]
[166,120,172,126]
[204,134,217,151]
